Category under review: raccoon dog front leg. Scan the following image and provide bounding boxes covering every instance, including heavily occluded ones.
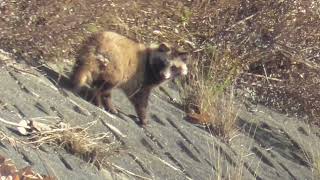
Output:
[102,91,118,114]
[130,87,151,125]
[93,82,118,114]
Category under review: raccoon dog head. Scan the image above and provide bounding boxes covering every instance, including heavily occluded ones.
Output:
[149,43,188,81]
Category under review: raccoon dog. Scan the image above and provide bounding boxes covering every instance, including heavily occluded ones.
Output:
[71,31,188,125]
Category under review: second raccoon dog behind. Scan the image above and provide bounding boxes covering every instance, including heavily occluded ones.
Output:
[71,31,188,125]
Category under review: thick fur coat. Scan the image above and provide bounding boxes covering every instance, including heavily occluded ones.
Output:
[71,31,188,125]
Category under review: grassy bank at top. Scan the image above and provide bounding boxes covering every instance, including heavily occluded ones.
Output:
[0,0,319,127]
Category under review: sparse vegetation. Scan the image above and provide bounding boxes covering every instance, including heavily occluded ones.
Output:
[314,155,320,178]
[1,0,318,127]
[0,0,319,178]
[214,146,246,180]
[306,141,320,179]
[181,48,241,140]
[187,90,239,141]
[0,119,119,170]
[28,121,118,168]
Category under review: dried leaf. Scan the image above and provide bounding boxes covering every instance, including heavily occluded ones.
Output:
[16,120,30,136]
[30,121,52,132]
[0,164,17,177]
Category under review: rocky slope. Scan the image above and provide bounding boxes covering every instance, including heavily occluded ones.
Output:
[0,51,319,180]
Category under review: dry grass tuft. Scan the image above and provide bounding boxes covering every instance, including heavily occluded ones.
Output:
[309,145,320,179]
[0,119,119,175]
[28,121,117,168]
[0,114,121,173]
[185,88,239,141]
[182,49,241,140]
[314,156,320,179]
[0,0,319,125]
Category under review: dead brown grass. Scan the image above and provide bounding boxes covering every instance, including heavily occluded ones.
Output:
[182,49,241,140]
[0,154,56,180]
[315,156,320,179]
[186,92,239,141]
[0,119,118,169]
[28,121,118,169]
[0,0,319,125]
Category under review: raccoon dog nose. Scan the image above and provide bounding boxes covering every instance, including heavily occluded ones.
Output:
[171,66,186,76]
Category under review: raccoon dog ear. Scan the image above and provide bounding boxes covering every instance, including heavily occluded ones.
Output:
[158,43,171,52]
[177,50,189,62]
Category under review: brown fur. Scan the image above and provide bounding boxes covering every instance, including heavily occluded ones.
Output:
[71,31,188,125]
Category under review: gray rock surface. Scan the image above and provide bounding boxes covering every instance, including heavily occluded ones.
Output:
[0,51,319,180]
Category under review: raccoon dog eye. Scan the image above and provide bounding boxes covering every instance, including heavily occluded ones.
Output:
[178,52,188,62]
[158,43,170,52]
[158,60,167,69]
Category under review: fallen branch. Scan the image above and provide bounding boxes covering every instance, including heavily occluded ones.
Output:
[110,163,152,180]
[243,72,283,82]
[0,117,31,129]
[100,119,127,138]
